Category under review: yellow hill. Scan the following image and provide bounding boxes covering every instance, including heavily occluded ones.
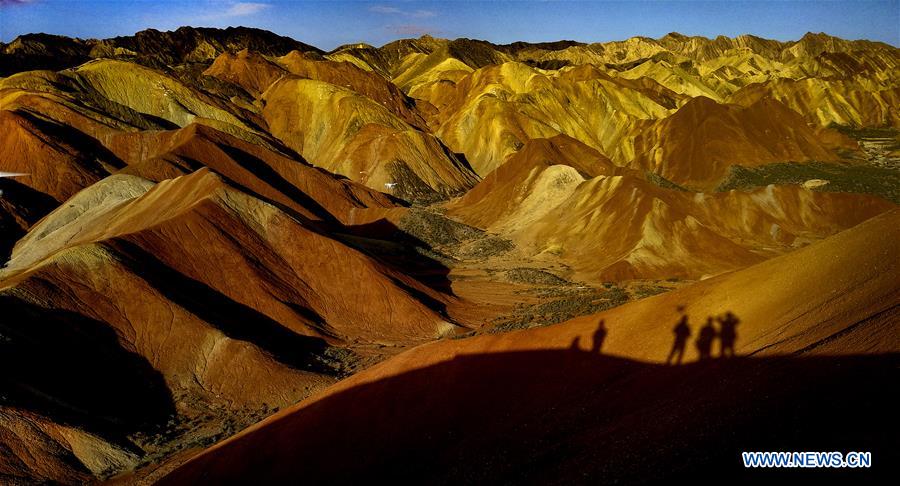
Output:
[262,77,478,202]
[447,137,894,280]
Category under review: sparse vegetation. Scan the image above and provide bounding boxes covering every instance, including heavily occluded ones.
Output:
[397,208,514,260]
[489,285,629,333]
[716,162,900,203]
[457,236,515,259]
[503,268,570,286]
[398,208,485,247]
[645,171,691,192]
[631,284,671,299]
[318,346,363,377]
[829,124,900,141]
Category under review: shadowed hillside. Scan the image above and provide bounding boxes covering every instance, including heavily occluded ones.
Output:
[160,351,900,484]
[161,208,899,484]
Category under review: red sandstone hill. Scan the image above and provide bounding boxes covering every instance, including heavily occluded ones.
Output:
[0,169,459,482]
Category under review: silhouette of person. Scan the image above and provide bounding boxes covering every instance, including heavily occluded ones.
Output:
[718,311,740,358]
[592,319,607,353]
[667,314,691,365]
[696,317,717,361]
[569,336,582,351]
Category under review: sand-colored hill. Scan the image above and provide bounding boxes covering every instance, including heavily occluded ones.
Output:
[414,58,869,184]
[360,31,899,130]
[0,69,148,267]
[729,77,900,128]
[518,31,898,79]
[419,61,673,175]
[447,137,894,280]
[324,42,392,76]
[0,68,399,227]
[3,30,895,206]
[604,44,899,102]
[390,39,511,94]
[335,36,518,94]
[609,49,787,101]
[0,61,283,158]
[0,34,92,76]
[629,96,858,188]
[782,32,898,60]
[6,29,894,123]
[261,76,478,202]
[0,26,321,77]
[614,54,728,100]
[275,51,428,129]
[2,237,333,483]
[447,135,625,229]
[201,49,285,98]
[204,48,428,129]
[74,59,252,133]
[0,69,174,137]
[92,26,322,66]
[0,179,57,260]
[158,209,900,484]
[376,35,449,71]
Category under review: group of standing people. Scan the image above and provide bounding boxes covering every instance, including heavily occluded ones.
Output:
[667,309,740,364]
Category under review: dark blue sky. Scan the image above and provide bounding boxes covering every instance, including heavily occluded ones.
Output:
[1,1,898,50]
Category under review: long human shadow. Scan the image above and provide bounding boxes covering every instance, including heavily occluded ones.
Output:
[161,349,900,485]
[0,296,175,445]
[667,308,743,363]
